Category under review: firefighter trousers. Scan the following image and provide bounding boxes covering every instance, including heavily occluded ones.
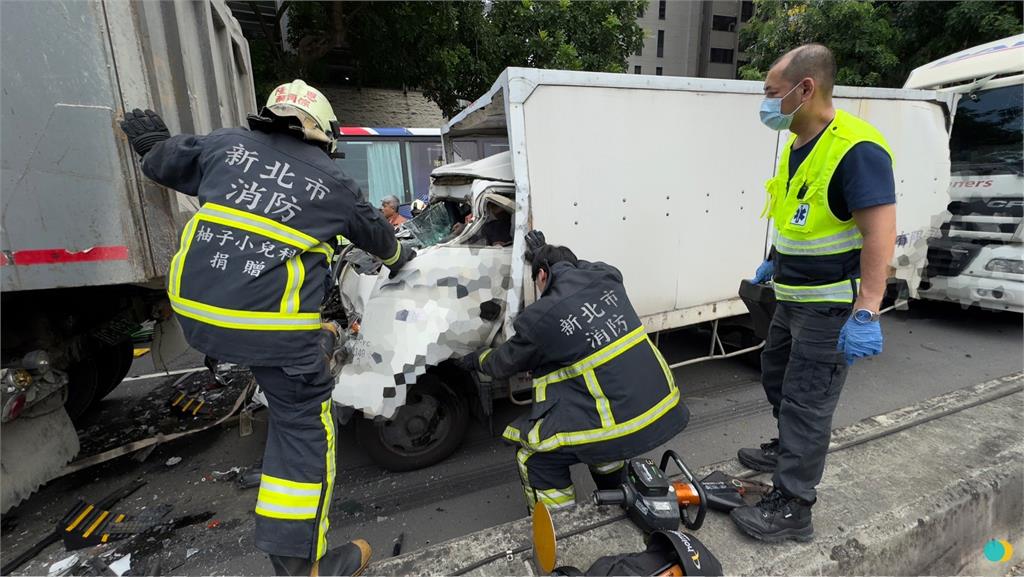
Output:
[515,448,625,513]
[250,355,337,561]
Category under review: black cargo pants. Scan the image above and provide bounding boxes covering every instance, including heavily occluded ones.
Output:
[761,301,851,503]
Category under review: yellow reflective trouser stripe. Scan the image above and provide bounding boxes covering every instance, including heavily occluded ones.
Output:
[478,349,493,365]
[280,255,305,314]
[534,327,646,401]
[774,278,859,303]
[255,474,322,520]
[774,228,863,256]
[169,293,321,331]
[316,400,336,559]
[529,387,680,452]
[201,203,317,249]
[381,242,402,266]
[536,487,576,508]
[583,370,615,428]
[516,448,537,509]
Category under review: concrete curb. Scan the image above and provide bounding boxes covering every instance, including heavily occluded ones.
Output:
[369,372,1023,576]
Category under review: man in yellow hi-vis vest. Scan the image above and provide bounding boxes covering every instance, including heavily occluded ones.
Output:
[731,45,897,543]
[120,80,415,575]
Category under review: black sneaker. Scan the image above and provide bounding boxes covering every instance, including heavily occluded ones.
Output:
[737,438,780,472]
[730,489,814,543]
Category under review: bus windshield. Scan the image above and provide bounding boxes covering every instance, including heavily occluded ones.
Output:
[949,84,1023,176]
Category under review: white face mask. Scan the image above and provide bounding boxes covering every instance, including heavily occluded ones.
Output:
[759,82,805,131]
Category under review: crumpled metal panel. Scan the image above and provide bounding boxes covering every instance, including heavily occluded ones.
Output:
[333,245,512,418]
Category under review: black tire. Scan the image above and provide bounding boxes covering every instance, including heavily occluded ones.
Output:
[356,374,470,472]
[65,357,100,424]
[93,340,135,403]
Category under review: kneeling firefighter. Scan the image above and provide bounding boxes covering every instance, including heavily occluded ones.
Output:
[462,232,690,512]
[120,80,415,575]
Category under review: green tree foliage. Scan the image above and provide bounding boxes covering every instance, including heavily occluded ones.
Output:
[250,0,646,117]
[739,0,1022,87]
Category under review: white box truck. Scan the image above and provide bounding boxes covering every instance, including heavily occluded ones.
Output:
[905,34,1024,313]
[326,68,954,471]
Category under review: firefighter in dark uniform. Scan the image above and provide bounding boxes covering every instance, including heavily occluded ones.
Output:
[120,80,415,576]
[462,233,689,512]
[732,45,896,543]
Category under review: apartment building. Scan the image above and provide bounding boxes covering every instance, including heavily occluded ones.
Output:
[629,0,754,79]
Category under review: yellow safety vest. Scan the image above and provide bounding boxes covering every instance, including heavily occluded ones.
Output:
[763,109,893,303]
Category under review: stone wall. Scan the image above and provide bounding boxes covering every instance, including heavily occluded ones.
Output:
[321,86,446,128]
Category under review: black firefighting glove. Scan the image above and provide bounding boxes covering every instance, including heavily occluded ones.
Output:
[387,243,417,279]
[525,230,547,262]
[455,349,487,373]
[120,108,170,157]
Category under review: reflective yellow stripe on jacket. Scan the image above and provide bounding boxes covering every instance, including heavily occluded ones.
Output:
[167,202,327,331]
[511,328,679,452]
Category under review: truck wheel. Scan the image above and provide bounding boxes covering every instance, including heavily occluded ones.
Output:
[356,374,470,472]
[93,340,135,403]
[64,357,100,424]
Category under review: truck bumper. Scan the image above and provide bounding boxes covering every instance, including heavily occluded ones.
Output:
[920,274,1024,313]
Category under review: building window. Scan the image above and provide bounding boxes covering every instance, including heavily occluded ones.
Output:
[710,48,734,64]
[712,15,737,32]
[656,67,663,76]
[657,30,665,58]
[741,1,754,22]
[634,65,642,74]
[635,43,642,57]
[658,0,666,20]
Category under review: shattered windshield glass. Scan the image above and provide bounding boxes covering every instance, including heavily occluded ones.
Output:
[404,202,456,247]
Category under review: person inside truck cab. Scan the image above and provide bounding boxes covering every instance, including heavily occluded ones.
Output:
[380,195,407,228]
[478,202,513,246]
[119,79,416,576]
[459,231,690,513]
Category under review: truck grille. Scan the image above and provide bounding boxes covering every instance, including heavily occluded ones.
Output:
[924,240,983,278]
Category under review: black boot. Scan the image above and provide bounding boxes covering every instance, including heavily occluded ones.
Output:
[270,540,372,576]
[730,489,813,543]
[737,438,780,472]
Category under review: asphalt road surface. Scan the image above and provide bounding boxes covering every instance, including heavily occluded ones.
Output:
[2,300,1020,575]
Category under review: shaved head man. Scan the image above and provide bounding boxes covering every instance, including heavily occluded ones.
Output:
[734,44,898,543]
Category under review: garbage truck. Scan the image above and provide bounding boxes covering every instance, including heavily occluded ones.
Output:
[905,34,1024,313]
[325,68,955,471]
[0,0,256,511]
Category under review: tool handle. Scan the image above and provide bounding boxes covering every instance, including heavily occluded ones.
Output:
[659,450,707,531]
[592,489,626,506]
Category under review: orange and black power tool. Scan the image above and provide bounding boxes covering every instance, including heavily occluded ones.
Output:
[594,450,774,536]
[593,451,708,534]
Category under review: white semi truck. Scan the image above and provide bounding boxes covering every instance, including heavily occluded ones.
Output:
[905,34,1024,313]
[327,68,955,471]
[0,0,256,512]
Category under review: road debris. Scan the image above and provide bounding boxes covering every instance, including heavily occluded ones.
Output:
[108,554,131,577]
[46,554,78,576]
[165,457,182,467]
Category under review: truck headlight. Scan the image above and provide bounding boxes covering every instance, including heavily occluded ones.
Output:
[984,258,1024,275]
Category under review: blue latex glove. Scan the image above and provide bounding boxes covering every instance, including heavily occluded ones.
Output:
[837,316,883,365]
[750,260,774,284]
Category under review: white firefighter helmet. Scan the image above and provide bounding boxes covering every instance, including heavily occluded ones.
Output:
[264,79,338,146]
